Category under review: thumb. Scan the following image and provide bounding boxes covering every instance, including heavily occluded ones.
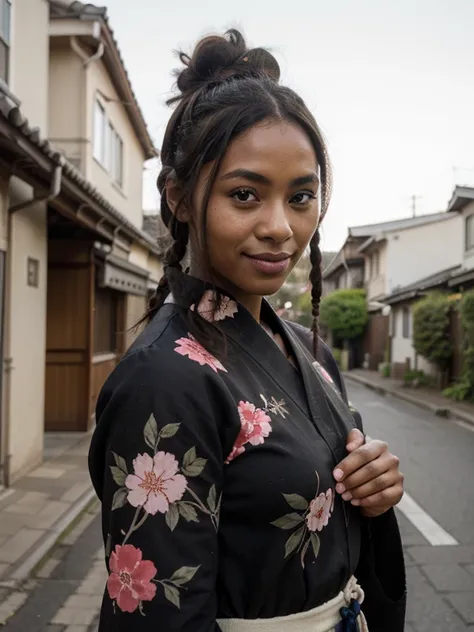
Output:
[346,428,365,452]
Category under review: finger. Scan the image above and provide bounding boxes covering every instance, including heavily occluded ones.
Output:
[346,429,365,452]
[333,440,388,483]
[340,452,398,493]
[342,468,402,502]
[355,482,404,511]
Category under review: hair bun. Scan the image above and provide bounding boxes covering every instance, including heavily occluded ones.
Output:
[174,29,280,95]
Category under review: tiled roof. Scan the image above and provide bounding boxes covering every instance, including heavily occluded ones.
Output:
[384,265,462,304]
[49,1,157,160]
[0,81,160,255]
[349,211,449,238]
[142,214,173,253]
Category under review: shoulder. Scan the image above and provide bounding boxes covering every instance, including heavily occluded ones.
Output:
[97,305,232,419]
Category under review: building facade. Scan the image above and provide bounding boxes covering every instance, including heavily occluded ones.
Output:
[0,0,164,485]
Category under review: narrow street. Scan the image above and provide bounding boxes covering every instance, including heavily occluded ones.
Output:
[2,383,474,632]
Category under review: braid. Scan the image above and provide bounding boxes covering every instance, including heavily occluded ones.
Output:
[309,228,323,358]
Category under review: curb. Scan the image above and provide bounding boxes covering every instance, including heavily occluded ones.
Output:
[4,486,97,586]
[343,373,474,429]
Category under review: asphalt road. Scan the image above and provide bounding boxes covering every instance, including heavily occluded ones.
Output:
[2,382,474,631]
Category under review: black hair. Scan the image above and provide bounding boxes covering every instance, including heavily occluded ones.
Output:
[146,29,331,356]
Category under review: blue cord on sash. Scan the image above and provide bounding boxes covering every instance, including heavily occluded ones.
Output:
[338,598,361,631]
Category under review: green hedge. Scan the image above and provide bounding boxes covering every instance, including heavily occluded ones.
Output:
[444,291,474,401]
[412,293,452,372]
[320,289,368,341]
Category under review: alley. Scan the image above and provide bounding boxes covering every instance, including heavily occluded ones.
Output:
[2,383,474,632]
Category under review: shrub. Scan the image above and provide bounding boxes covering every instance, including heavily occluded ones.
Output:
[412,293,452,372]
[445,291,474,401]
[320,289,368,342]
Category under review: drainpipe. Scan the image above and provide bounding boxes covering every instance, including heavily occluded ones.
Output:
[1,163,63,487]
[69,35,105,175]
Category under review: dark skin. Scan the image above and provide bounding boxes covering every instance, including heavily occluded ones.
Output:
[166,118,404,517]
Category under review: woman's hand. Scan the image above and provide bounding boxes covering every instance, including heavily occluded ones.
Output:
[333,429,404,518]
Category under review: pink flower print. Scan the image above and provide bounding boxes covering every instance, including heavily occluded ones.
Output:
[238,401,272,446]
[107,544,157,613]
[306,488,333,533]
[315,361,334,385]
[126,452,187,515]
[191,290,238,323]
[226,401,272,463]
[174,334,227,373]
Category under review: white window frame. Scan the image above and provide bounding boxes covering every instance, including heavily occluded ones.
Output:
[466,215,474,251]
[402,307,410,339]
[0,0,11,83]
[93,99,124,189]
[93,100,107,165]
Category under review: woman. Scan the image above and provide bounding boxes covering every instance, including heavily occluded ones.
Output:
[89,30,406,632]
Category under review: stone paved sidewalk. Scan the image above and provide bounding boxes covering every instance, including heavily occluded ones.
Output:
[0,432,95,586]
[344,369,474,428]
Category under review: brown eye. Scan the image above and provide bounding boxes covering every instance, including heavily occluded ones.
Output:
[291,191,316,205]
[231,188,258,203]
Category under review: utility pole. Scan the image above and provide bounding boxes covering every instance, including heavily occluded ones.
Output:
[411,194,422,218]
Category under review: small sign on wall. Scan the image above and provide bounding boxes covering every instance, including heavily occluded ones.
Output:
[27,257,39,288]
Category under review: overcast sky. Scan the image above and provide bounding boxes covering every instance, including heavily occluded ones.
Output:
[103,0,474,252]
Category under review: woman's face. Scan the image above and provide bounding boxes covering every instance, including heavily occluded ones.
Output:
[189,119,320,311]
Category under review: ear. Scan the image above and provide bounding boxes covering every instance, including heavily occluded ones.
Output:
[165,177,190,223]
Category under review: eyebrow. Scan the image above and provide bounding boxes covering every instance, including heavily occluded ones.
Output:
[220,169,319,188]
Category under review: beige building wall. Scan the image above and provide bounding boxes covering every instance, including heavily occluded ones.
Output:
[125,295,147,351]
[9,0,50,131]
[85,59,145,229]
[129,243,149,271]
[48,41,85,169]
[7,180,48,481]
[3,0,50,480]
[365,243,387,300]
[148,254,163,286]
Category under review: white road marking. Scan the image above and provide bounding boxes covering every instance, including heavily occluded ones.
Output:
[397,492,458,546]
[454,419,474,433]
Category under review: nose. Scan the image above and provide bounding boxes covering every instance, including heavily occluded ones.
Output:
[255,202,293,244]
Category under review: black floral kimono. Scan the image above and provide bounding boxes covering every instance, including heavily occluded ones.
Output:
[88,279,406,632]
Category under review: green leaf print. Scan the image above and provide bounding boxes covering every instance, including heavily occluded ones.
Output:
[163,584,180,609]
[159,423,181,439]
[283,493,309,511]
[110,466,126,487]
[112,452,127,474]
[207,485,217,513]
[271,513,304,530]
[169,565,200,586]
[112,487,128,511]
[177,502,199,523]
[165,503,180,531]
[284,525,306,558]
[144,414,159,450]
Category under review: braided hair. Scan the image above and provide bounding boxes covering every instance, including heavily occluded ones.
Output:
[145,29,331,354]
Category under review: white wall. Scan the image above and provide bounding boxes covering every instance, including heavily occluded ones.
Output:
[10,0,50,131]
[386,215,463,294]
[461,201,474,269]
[390,305,436,376]
[7,180,48,480]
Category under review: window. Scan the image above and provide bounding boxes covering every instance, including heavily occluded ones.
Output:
[110,126,123,186]
[466,215,474,251]
[93,101,106,164]
[402,307,410,339]
[93,100,124,187]
[372,250,380,277]
[0,0,11,83]
[390,310,397,337]
[94,285,118,354]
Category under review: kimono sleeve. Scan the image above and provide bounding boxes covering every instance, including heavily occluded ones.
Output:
[90,345,235,632]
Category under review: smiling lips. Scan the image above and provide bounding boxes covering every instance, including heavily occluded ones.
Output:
[243,252,292,275]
